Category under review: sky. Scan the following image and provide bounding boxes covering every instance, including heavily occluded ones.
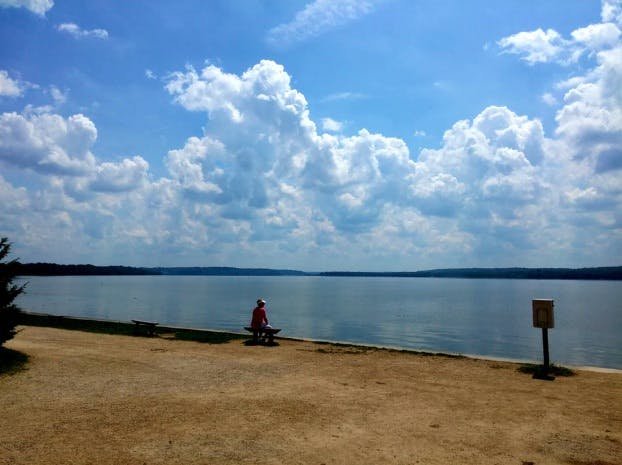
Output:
[0,0,621,271]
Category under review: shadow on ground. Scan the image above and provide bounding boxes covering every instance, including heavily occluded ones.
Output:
[19,312,247,345]
[0,347,29,376]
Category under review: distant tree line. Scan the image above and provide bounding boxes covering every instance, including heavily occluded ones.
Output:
[153,267,307,276]
[13,263,622,280]
[15,263,307,277]
[319,267,622,280]
[16,263,159,276]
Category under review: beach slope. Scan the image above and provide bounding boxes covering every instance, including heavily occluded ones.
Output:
[1,326,621,465]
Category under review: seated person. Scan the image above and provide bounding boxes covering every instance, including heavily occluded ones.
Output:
[250,298,270,342]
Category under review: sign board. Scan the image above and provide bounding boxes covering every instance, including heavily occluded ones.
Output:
[532,299,554,328]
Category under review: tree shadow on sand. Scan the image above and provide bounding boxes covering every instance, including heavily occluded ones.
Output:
[0,347,29,376]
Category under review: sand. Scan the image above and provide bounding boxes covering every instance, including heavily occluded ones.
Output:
[1,326,621,465]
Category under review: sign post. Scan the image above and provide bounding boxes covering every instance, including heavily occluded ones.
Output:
[532,299,555,380]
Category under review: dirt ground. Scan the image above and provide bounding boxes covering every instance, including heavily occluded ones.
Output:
[1,326,621,465]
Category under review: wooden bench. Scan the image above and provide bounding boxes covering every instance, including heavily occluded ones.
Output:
[244,326,281,344]
[132,319,159,336]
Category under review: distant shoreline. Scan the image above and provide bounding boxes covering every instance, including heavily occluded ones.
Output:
[15,263,622,280]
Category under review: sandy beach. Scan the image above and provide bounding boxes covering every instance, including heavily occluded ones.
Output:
[1,325,621,465]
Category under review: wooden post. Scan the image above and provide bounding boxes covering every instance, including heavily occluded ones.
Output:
[532,299,555,381]
[542,327,550,371]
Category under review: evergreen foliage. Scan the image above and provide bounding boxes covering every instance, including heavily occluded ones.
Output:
[0,238,25,346]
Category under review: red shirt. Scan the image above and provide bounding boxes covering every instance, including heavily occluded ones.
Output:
[250,306,267,329]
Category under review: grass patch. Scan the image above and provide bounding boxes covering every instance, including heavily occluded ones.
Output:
[518,363,575,377]
[316,346,370,355]
[0,347,29,376]
[408,350,465,359]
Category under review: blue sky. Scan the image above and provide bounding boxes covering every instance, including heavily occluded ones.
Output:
[1,0,621,271]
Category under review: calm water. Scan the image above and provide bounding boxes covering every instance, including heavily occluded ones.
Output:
[15,275,622,369]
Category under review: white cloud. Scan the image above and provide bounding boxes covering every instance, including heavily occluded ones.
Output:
[49,85,67,105]
[490,0,622,265]
[163,59,586,262]
[320,91,366,102]
[555,45,622,174]
[541,92,557,106]
[0,0,53,15]
[0,70,27,97]
[571,23,621,52]
[0,111,97,175]
[266,0,380,48]
[165,59,417,234]
[498,28,569,65]
[413,106,547,220]
[89,156,149,193]
[322,117,343,132]
[602,0,622,25]
[498,2,622,66]
[145,69,157,80]
[0,104,155,261]
[57,23,109,40]
[0,108,148,195]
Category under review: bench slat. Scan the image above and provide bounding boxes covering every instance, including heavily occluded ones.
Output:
[244,326,280,334]
[132,319,159,326]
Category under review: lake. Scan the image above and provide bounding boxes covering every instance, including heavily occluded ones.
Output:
[15,275,622,369]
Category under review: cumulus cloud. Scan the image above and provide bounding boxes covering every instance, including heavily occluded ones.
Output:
[89,156,149,193]
[266,0,381,48]
[0,0,53,15]
[165,60,419,233]
[0,111,97,175]
[571,23,621,52]
[555,45,622,173]
[412,106,547,221]
[57,23,109,40]
[0,108,149,196]
[602,0,622,24]
[156,35,619,266]
[162,60,558,255]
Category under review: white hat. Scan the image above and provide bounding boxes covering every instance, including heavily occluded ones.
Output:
[257,298,266,305]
